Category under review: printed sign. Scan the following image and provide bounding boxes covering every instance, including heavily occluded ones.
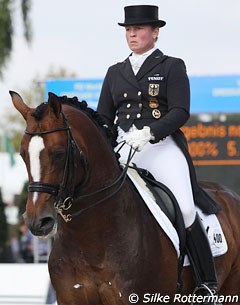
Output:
[190,75,240,113]
[45,79,103,109]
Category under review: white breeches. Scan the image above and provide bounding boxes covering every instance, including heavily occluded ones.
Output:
[116,132,196,228]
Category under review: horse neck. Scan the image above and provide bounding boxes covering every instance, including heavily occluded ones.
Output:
[66,105,120,195]
[59,107,141,231]
[58,107,162,250]
[56,111,160,263]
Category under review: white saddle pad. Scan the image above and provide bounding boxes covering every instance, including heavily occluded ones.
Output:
[127,167,228,265]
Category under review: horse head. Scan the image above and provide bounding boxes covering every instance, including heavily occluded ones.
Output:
[10,91,88,236]
[11,91,120,238]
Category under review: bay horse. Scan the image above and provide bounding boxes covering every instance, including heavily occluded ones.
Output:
[10,91,240,305]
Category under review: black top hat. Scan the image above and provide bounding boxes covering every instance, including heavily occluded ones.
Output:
[118,5,166,28]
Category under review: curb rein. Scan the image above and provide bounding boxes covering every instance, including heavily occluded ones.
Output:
[25,111,135,223]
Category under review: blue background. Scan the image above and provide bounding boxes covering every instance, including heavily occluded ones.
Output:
[45,75,240,113]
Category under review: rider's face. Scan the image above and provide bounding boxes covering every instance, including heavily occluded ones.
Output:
[125,25,159,54]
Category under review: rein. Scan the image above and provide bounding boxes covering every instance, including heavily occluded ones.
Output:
[26,111,135,222]
[70,145,135,219]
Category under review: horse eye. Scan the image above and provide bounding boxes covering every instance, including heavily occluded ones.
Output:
[52,150,66,161]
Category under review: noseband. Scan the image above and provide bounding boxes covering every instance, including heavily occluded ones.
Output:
[25,111,134,223]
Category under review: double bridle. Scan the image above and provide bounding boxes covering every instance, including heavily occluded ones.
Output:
[25,111,134,222]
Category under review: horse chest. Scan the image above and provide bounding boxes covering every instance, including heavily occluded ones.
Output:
[49,247,128,304]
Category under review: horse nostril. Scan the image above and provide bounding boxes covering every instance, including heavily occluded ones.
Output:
[40,217,53,227]
[39,217,55,235]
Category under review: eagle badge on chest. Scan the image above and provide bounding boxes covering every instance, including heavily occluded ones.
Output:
[148,84,159,97]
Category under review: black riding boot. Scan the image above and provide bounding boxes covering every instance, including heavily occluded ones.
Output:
[186,214,222,305]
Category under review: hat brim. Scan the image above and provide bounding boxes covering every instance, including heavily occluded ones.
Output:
[118,20,166,28]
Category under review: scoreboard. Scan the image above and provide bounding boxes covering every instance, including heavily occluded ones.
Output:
[182,121,240,166]
[182,117,240,194]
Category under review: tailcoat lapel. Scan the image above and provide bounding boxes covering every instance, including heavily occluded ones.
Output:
[118,49,166,86]
[136,49,166,81]
[119,57,141,90]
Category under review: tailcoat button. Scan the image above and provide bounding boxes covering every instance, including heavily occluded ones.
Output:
[139,103,142,108]
[124,93,128,98]
[138,91,142,96]
[137,113,141,118]
[127,103,131,108]
[126,114,130,119]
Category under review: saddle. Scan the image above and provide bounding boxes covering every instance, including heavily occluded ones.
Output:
[131,165,186,256]
[128,164,227,263]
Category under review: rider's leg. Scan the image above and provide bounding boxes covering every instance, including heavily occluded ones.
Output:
[133,136,196,227]
[186,213,221,305]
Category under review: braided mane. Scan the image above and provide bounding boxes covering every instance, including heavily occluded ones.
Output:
[31,95,116,146]
[59,95,105,128]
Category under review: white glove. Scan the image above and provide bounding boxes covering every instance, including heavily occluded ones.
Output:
[125,126,155,151]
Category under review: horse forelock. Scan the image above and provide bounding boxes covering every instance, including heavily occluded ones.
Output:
[31,103,48,121]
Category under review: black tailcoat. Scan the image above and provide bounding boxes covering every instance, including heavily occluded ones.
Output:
[98,49,219,214]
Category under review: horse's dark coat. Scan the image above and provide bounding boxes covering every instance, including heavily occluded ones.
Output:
[10,91,240,305]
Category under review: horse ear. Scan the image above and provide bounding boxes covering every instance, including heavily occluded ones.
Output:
[48,92,62,118]
[9,91,30,120]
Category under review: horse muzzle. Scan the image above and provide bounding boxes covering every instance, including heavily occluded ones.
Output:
[23,211,57,237]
